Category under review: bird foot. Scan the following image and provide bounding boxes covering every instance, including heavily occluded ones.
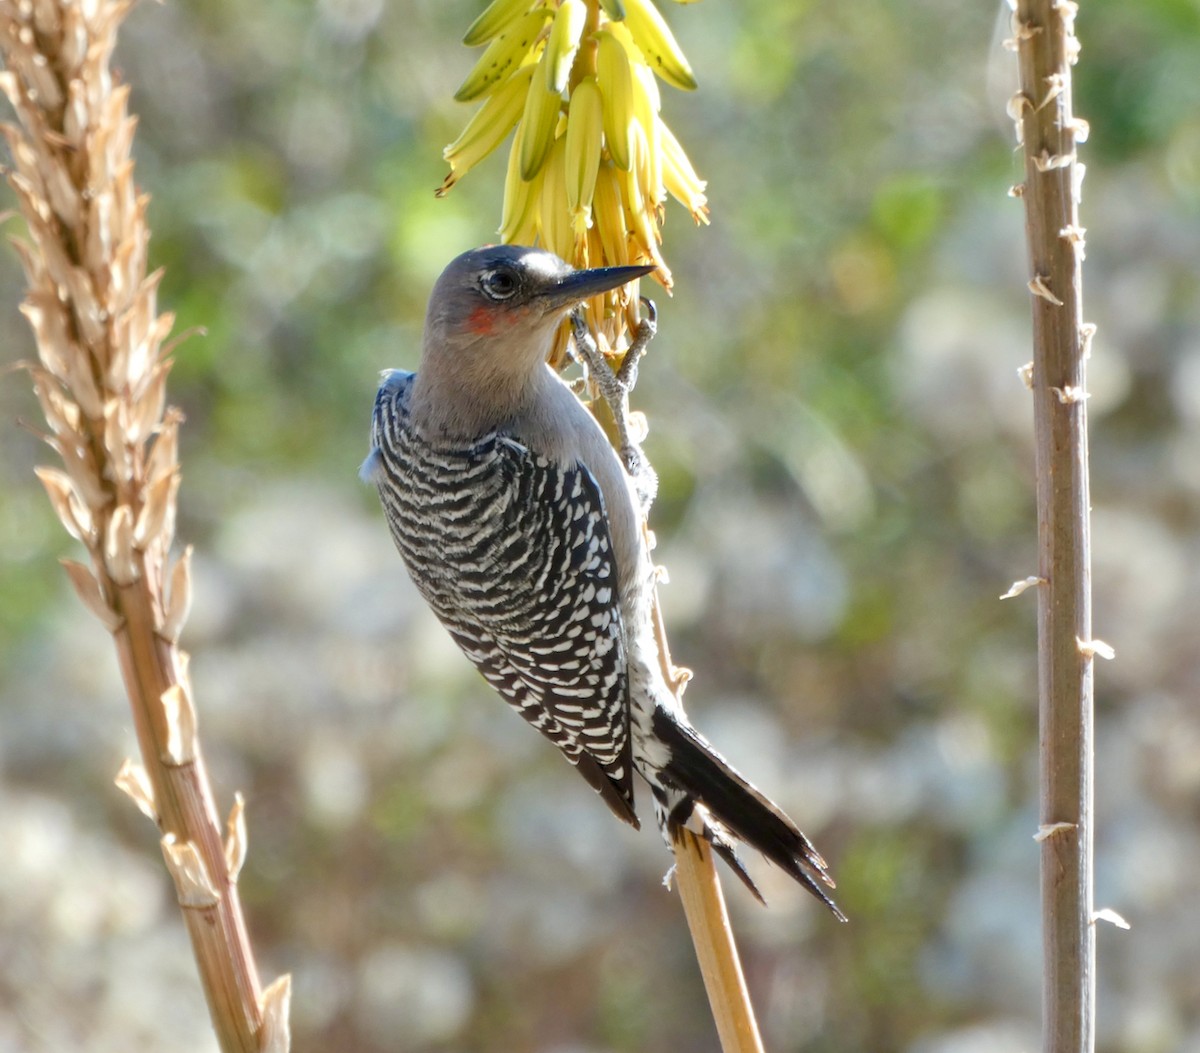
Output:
[570,299,659,511]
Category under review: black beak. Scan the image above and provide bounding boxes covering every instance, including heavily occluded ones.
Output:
[538,263,656,312]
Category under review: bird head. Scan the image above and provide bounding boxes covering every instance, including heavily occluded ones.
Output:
[425,244,653,360]
[412,245,652,438]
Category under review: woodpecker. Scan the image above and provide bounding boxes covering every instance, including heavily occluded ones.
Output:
[361,245,843,918]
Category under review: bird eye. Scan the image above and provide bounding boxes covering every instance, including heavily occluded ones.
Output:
[480,268,519,301]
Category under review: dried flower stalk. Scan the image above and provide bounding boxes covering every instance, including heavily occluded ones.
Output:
[655,603,765,1053]
[1009,1,1096,1051]
[671,830,765,1053]
[0,1,287,1050]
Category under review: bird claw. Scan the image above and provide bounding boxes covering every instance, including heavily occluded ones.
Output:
[568,308,605,375]
[569,303,659,511]
[617,297,657,390]
[568,299,657,400]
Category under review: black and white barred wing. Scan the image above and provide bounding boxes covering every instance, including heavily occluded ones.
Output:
[364,372,637,826]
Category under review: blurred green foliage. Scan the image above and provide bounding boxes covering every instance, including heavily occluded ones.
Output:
[3,1,1200,1052]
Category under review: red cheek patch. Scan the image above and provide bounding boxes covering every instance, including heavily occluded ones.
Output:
[466,303,532,335]
[467,305,497,335]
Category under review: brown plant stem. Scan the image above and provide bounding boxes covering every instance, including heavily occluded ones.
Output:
[112,575,273,1053]
[1011,3,1096,1052]
[672,824,766,1053]
[652,595,766,1053]
[0,1,289,1049]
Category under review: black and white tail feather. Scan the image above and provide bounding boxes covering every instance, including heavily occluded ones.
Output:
[364,367,844,921]
[649,710,843,918]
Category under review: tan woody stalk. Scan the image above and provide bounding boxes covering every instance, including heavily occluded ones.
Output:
[1007,2,1101,1051]
[655,606,766,1053]
[0,2,289,1050]
[446,3,763,1050]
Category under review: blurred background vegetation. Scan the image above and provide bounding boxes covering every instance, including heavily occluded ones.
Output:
[3,0,1200,1050]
